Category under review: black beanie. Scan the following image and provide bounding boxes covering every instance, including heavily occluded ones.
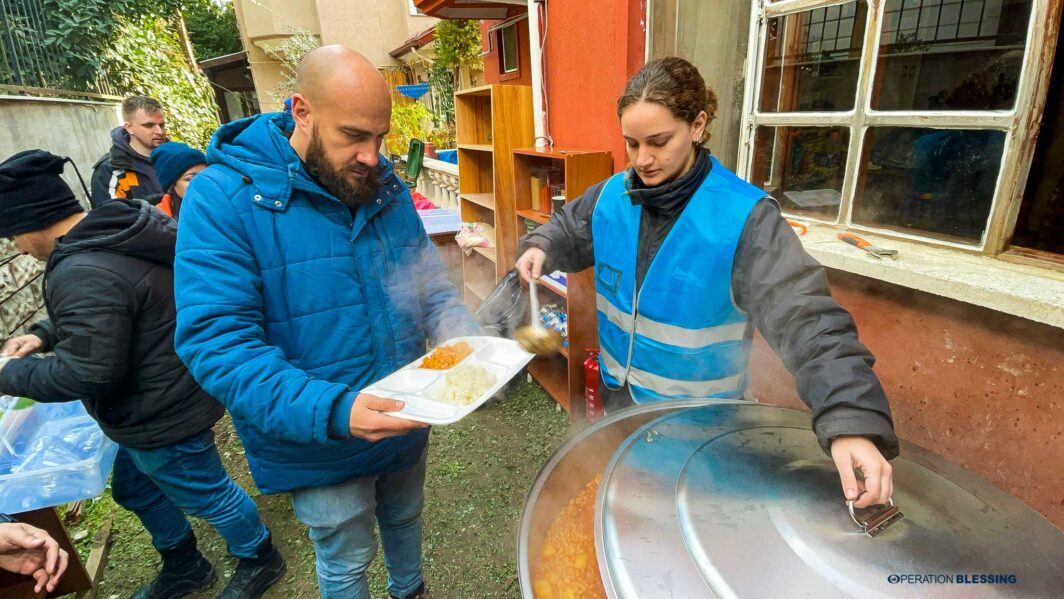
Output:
[0,149,84,238]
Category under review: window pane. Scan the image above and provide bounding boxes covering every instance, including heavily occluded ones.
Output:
[759,1,867,112]
[873,0,1033,110]
[501,26,518,73]
[855,127,1005,241]
[752,126,850,219]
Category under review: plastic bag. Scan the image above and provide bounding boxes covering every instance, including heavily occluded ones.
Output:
[474,269,527,338]
[456,222,496,255]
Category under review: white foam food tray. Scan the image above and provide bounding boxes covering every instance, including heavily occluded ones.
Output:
[363,336,534,425]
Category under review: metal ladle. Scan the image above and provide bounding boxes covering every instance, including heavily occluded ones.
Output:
[515,280,563,357]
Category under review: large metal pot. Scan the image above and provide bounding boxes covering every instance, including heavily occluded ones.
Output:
[517,400,732,597]
[519,402,1064,598]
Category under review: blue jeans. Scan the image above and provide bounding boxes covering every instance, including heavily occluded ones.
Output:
[110,430,269,558]
[291,448,428,599]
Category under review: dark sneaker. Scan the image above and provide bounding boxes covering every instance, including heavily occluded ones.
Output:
[130,531,217,599]
[389,581,432,599]
[217,534,286,599]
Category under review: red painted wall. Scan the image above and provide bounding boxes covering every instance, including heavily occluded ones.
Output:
[749,270,1064,529]
[544,0,646,172]
[481,19,532,86]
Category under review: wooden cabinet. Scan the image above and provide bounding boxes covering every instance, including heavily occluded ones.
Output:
[510,148,613,414]
[454,84,534,309]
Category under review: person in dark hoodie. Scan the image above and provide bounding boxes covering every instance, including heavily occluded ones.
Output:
[89,96,167,208]
[0,150,285,599]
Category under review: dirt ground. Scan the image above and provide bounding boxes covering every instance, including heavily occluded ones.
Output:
[70,380,574,598]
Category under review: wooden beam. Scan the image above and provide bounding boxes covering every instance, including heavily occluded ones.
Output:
[74,519,113,599]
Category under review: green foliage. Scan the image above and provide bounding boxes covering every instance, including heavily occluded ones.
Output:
[434,19,482,71]
[41,0,180,85]
[425,124,455,151]
[264,27,321,108]
[387,101,433,156]
[428,60,455,127]
[105,15,219,148]
[182,0,242,60]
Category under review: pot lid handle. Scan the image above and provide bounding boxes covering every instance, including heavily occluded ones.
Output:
[847,498,904,537]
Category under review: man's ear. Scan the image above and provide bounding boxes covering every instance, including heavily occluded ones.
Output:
[291,93,312,129]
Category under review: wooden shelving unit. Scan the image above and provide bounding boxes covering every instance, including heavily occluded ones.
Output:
[510,147,613,414]
[455,84,534,308]
[460,192,495,209]
[515,208,549,225]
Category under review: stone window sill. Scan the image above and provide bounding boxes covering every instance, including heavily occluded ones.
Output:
[797,224,1064,329]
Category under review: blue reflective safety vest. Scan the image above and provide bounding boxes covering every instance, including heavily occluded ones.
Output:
[591,156,765,402]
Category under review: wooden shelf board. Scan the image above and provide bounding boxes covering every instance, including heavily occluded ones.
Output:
[463,291,483,310]
[559,345,569,359]
[472,246,497,263]
[527,357,570,411]
[513,147,602,159]
[461,192,495,209]
[516,209,549,225]
[464,279,493,301]
[456,84,492,97]
[539,275,567,299]
[458,143,493,152]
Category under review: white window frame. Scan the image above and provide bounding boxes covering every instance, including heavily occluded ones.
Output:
[408,0,426,16]
[737,0,1061,256]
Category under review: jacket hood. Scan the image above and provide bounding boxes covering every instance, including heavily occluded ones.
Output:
[108,126,158,176]
[207,112,397,209]
[51,199,175,269]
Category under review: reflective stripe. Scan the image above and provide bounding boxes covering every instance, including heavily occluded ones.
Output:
[628,369,745,399]
[597,293,748,349]
[600,346,629,381]
[600,345,746,399]
[597,293,634,331]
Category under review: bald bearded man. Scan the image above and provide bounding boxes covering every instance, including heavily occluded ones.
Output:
[173,46,478,599]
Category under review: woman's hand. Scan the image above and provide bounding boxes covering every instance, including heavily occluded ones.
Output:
[830,436,894,508]
[516,248,547,283]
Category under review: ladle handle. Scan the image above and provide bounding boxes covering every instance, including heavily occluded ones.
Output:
[529,280,541,328]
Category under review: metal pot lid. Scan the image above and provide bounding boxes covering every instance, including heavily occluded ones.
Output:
[598,403,1064,598]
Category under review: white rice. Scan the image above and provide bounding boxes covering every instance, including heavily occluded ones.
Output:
[434,365,496,405]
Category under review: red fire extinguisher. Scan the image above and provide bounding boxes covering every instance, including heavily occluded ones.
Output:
[584,348,604,422]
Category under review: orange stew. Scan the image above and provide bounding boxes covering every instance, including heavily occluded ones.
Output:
[532,474,607,599]
[420,342,474,369]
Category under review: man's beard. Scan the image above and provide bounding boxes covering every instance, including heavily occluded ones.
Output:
[305,129,379,208]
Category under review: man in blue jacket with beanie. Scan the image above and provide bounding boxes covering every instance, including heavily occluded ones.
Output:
[173,46,477,599]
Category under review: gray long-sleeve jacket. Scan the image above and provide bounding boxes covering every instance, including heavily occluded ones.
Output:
[520,176,899,459]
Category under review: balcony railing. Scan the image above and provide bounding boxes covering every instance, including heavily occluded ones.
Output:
[418,156,459,210]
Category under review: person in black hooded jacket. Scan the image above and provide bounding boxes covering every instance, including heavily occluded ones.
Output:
[89,96,167,208]
[0,150,285,599]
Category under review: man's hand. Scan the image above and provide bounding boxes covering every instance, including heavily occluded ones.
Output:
[830,436,894,509]
[1,334,43,358]
[349,393,428,442]
[515,248,547,284]
[0,522,69,594]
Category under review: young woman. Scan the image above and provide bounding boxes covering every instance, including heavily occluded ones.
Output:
[516,57,897,508]
[149,141,207,219]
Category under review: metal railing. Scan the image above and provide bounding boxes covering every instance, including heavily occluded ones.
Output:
[0,0,120,99]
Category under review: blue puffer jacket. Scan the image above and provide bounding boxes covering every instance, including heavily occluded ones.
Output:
[173,112,477,494]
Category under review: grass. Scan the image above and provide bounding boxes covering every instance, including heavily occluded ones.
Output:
[70,380,573,598]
